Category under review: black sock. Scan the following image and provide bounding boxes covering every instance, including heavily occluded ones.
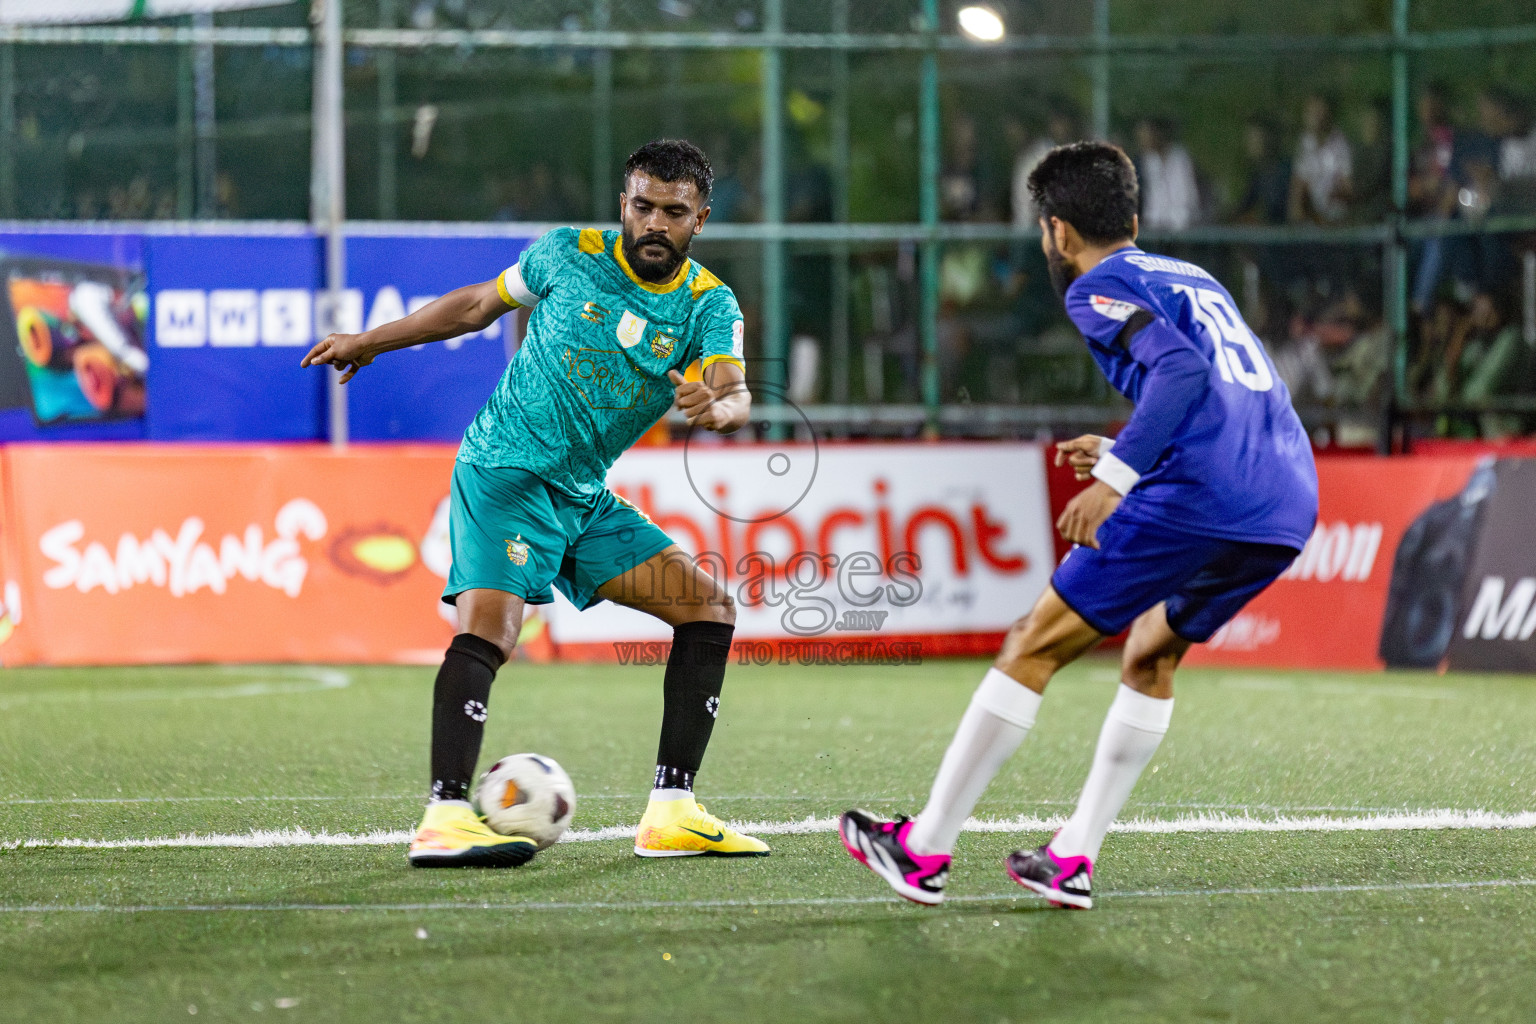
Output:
[429,633,506,802]
[654,620,734,792]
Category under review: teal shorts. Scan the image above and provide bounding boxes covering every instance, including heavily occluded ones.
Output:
[444,461,675,611]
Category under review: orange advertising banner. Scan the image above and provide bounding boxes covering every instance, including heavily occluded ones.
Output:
[1185,455,1480,671]
[0,444,462,665]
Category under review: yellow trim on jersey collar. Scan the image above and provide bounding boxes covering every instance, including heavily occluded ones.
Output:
[613,234,691,295]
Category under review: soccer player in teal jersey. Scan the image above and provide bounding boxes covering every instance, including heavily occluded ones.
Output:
[302,140,769,866]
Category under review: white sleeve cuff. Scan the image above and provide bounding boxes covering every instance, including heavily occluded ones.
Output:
[1091,450,1141,496]
[1098,436,1114,452]
[499,263,540,308]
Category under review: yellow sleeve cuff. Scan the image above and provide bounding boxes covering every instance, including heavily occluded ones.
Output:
[701,354,745,370]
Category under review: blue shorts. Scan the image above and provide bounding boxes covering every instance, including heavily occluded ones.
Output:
[1051,513,1300,643]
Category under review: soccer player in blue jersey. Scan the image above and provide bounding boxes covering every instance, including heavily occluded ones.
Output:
[840,141,1318,908]
[302,139,771,866]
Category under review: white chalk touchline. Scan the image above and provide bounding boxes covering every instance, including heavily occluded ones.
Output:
[0,795,1404,814]
[0,668,351,709]
[1,877,1533,915]
[9,809,1536,851]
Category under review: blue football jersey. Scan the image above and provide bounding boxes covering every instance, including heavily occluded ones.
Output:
[1064,247,1318,549]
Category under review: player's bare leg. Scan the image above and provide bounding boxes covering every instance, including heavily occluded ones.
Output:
[409,587,539,867]
[840,587,1101,904]
[597,545,768,857]
[1007,602,1187,907]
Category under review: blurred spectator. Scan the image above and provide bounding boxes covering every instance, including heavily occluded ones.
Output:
[1429,292,1532,437]
[1407,81,1463,221]
[1271,306,1335,405]
[74,188,101,220]
[1230,115,1290,225]
[705,135,755,222]
[1478,87,1536,215]
[1324,296,1391,445]
[941,112,999,222]
[1133,117,1200,230]
[1010,100,1080,227]
[1408,82,1507,313]
[1289,93,1353,224]
[1352,97,1393,222]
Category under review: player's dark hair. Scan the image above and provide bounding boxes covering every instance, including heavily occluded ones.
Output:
[1026,141,1139,245]
[625,139,714,202]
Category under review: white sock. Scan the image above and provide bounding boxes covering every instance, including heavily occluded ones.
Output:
[649,787,693,803]
[429,798,472,809]
[1050,684,1173,862]
[906,668,1043,856]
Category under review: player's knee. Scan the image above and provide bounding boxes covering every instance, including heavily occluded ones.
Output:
[1120,647,1177,696]
[462,628,517,665]
[715,590,737,626]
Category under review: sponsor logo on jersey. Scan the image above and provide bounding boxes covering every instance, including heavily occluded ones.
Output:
[563,347,659,410]
[1088,295,1140,322]
[731,318,745,359]
[504,535,531,566]
[649,332,677,359]
[581,301,611,324]
[616,310,647,349]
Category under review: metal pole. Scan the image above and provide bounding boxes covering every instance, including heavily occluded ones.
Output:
[761,0,786,434]
[176,31,194,218]
[377,0,397,219]
[591,0,612,219]
[829,0,851,407]
[0,43,16,218]
[315,0,349,448]
[193,11,216,217]
[1388,0,1411,444]
[1524,250,1535,348]
[919,0,941,435]
[1091,0,1110,139]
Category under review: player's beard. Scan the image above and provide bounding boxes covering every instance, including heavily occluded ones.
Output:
[1044,231,1080,300]
[622,228,690,283]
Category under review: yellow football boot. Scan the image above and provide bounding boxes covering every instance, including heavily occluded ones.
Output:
[633,797,771,858]
[407,801,538,868]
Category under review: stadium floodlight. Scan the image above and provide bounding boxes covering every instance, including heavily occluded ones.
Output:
[957,5,1005,42]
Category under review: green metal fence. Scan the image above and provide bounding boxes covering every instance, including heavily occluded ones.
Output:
[3,0,1535,446]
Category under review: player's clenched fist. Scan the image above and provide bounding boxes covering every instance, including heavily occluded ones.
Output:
[1056,479,1121,549]
[1054,434,1109,482]
[668,369,743,433]
[301,332,376,384]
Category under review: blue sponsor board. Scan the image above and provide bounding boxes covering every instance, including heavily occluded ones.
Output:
[145,233,327,441]
[0,231,148,441]
[0,228,537,442]
[343,234,527,441]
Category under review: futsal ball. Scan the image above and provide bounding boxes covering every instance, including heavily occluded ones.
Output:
[473,753,576,849]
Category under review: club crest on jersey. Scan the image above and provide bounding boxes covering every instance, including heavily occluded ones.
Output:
[504,535,530,566]
[616,310,648,349]
[649,332,677,359]
[1089,295,1140,321]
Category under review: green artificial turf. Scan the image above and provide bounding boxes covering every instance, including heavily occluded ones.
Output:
[1,658,1533,1022]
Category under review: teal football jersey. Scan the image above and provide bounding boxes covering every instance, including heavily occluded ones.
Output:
[457,227,746,498]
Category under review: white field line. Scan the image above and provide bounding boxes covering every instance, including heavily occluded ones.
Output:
[0,668,350,709]
[9,808,1536,852]
[1,877,1534,915]
[0,795,1407,814]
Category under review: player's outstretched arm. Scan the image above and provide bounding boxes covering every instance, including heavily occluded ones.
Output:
[300,279,512,384]
[668,362,751,434]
